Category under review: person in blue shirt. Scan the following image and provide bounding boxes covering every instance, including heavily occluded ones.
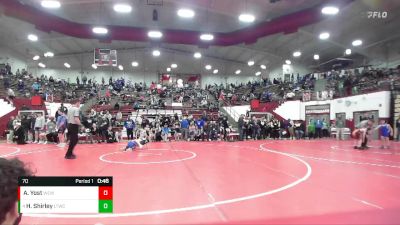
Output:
[375,120,393,149]
[122,138,148,151]
[124,118,135,140]
[196,118,205,141]
[56,111,68,147]
[315,119,323,138]
[161,124,170,142]
[31,81,41,94]
[181,116,189,141]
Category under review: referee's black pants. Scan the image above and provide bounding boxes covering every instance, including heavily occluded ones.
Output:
[66,123,79,157]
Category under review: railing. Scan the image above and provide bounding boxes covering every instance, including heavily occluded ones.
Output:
[222,101,241,122]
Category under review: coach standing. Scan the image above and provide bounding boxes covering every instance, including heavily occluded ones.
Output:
[65,100,81,159]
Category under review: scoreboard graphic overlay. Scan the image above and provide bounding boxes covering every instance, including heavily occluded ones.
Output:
[18,177,113,214]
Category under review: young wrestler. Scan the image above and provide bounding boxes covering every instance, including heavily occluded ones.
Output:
[122,138,149,151]
[354,118,374,150]
[375,120,393,149]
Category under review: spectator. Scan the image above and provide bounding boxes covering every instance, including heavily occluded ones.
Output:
[34,113,45,143]
[287,119,295,140]
[45,117,58,144]
[396,116,400,141]
[196,118,205,141]
[13,122,26,145]
[29,114,36,142]
[6,116,15,143]
[20,104,30,110]
[294,120,305,139]
[124,117,135,140]
[106,126,117,143]
[82,74,87,85]
[21,115,30,142]
[31,81,40,94]
[56,111,68,147]
[322,119,329,137]
[114,102,120,110]
[17,79,24,92]
[181,116,190,141]
[59,103,68,114]
[161,124,170,142]
[315,119,323,138]
[307,120,315,139]
[7,88,15,100]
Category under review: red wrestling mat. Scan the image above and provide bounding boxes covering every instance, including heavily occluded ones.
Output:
[1,140,400,224]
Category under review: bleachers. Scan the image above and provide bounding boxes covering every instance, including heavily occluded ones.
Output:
[0,97,47,137]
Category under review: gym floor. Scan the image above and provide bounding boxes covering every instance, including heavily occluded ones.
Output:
[2,139,400,224]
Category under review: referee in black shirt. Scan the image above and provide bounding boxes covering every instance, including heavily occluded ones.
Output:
[65,100,81,159]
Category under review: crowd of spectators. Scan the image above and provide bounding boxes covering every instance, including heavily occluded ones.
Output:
[5,103,236,145]
[2,63,399,112]
[210,65,400,106]
[2,62,400,145]
[236,115,332,141]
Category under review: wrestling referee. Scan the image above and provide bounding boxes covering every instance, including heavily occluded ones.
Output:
[65,100,81,159]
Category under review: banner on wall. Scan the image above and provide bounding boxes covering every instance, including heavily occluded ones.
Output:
[305,104,330,115]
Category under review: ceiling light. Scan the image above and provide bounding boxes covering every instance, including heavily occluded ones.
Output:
[238,13,255,23]
[205,65,212,70]
[152,50,161,57]
[113,3,132,13]
[171,63,178,68]
[38,62,46,68]
[64,62,71,68]
[92,64,97,69]
[148,30,163,38]
[285,60,292,65]
[200,34,214,41]
[260,64,266,70]
[235,69,241,75]
[177,8,195,18]
[293,51,301,57]
[194,52,202,59]
[131,61,139,67]
[319,32,330,40]
[321,6,339,15]
[255,71,261,76]
[92,27,108,34]
[248,60,255,66]
[44,52,54,57]
[167,67,171,72]
[352,39,362,46]
[27,34,38,42]
[118,65,123,71]
[345,49,352,55]
[313,54,320,60]
[41,0,61,9]
[213,69,219,74]
[33,55,40,61]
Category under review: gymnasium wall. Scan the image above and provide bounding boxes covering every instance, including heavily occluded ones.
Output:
[274,91,391,121]
[28,67,262,88]
[31,68,159,86]
[0,46,28,74]
[201,74,260,88]
[268,64,311,81]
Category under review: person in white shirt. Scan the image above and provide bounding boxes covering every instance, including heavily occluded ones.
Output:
[7,88,15,99]
[33,113,45,143]
[201,98,208,107]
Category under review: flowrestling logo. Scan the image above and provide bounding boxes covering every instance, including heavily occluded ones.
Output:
[367,11,388,19]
